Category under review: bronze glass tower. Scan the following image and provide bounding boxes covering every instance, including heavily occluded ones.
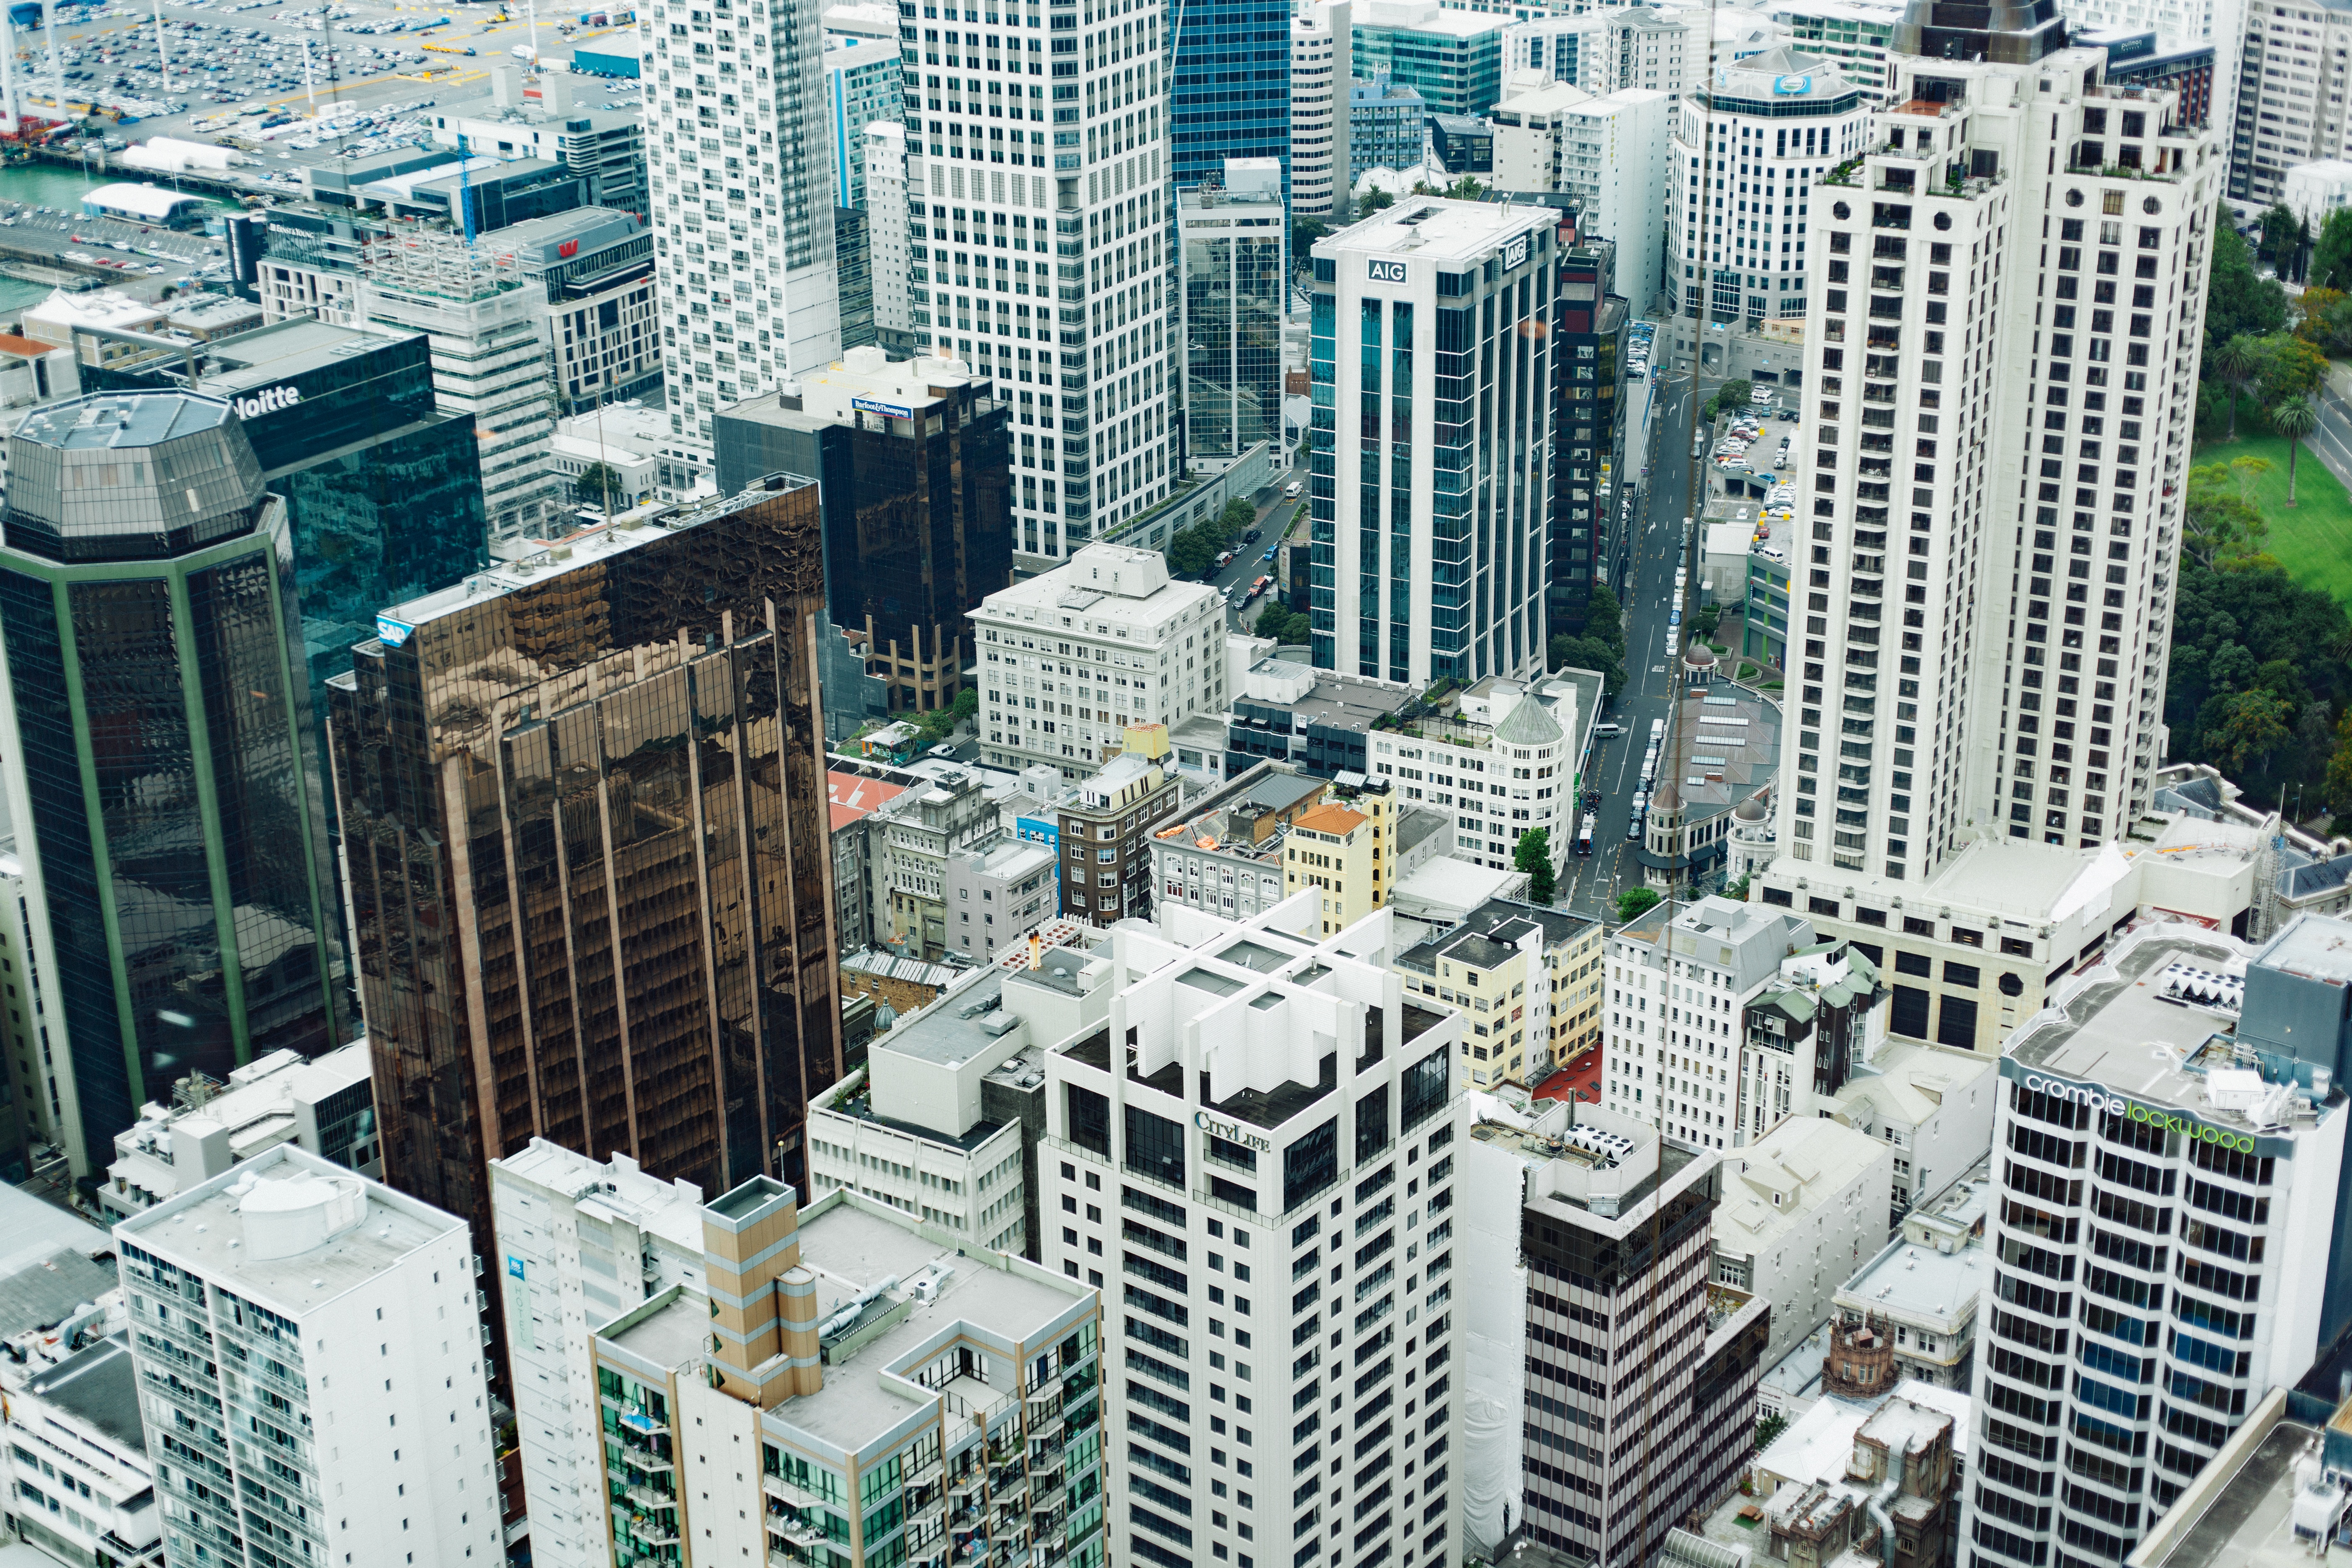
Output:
[325,475,844,1241]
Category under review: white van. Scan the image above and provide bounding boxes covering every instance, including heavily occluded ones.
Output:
[1284,480,1302,498]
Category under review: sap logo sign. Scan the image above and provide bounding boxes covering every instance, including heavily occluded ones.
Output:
[375,614,416,648]
[231,384,302,420]
[1367,259,1409,284]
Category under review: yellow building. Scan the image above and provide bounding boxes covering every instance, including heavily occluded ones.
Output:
[1395,897,1603,1088]
[1279,778,1399,935]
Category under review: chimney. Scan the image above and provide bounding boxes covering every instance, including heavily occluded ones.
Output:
[1028,932,1043,970]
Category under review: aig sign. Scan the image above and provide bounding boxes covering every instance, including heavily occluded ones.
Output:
[1367,259,1409,284]
[1503,234,1529,269]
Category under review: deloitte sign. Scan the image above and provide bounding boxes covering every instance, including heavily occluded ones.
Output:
[2001,1057,2280,1155]
[230,384,302,421]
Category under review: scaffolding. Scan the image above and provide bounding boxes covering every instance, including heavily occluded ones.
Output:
[359,227,527,303]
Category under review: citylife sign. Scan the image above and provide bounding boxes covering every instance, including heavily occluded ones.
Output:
[232,384,302,420]
[2004,1057,2278,1155]
[1194,1110,1271,1152]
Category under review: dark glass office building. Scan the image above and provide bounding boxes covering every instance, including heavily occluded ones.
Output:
[1169,0,1291,199]
[711,355,1012,716]
[1550,224,1628,634]
[87,318,492,743]
[327,475,845,1257]
[1179,181,1286,459]
[0,393,345,1172]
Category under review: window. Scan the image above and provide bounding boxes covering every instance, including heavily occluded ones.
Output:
[1068,1085,1110,1156]
[1355,1084,1391,1162]
[1890,984,1930,1039]
[1283,1119,1338,1212]
[1125,1105,1186,1188]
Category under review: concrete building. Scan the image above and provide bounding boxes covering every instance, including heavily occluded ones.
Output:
[942,837,1060,959]
[1737,934,1884,1142]
[2094,30,2217,127]
[864,120,917,356]
[1350,72,1430,181]
[824,31,904,209]
[499,205,661,414]
[1,1333,159,1568]
[1055,736,1187,923]
[1670,46,1868,327]
[1395,897,1602,1091]
[1601,895,1812,1149]
[1820,1037,1996,1217]
[1362,675,1584,876]
[1489,75,1593,191]
[1559,90,1670,304]
[1310,199,1560,685]
[113,1147,500,1568]
[1758,36,2216,907]
[642,0,843,445]
[548,400,714,508]
[1283,785,1398,935]
[1551,235,1630,630]
[1038,895,1467,1568]
[1970,916,2352,1562]
[1290,2,1351,217]
[1354,0,1510,119]
[972,544,1227,777]
[1709,1115,1895,1368]
[869,765,1004,959]
[100,1041,378,1221]
[1826,1162,1991,1397]
[1679,1390,1962,1568]
[586,1176,1104,1568]
[1458,1094,1769,1562]
[713,348,1013,719]
[487,1141,712,1568]
[1769,0,1903,105]
[1639,682,1785,895]
[1178,164,1286,462]
[2120,1389,2352,1568]
[426,87,650,215]
[1149,763,1335,922]
[1225,658,1418,778]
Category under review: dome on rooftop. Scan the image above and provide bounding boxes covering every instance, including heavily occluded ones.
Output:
[1493,694,1563,745]
[1735,793,1769,823]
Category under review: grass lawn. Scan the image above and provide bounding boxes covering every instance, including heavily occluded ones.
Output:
[2193,425,2352,608]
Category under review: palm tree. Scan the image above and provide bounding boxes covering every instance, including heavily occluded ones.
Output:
[2217,335,2261,441]
[2272,395,2320,506]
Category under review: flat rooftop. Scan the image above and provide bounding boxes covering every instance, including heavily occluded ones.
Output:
[16,392,228,451]
[1322,197,1554,266]
[25,1333,143,1454]
[1836,1234,1987,1328]
[179,317,415,393]
[493,1138,708,1251]
[2010,927,2335,1135]
[2138,1414,2331,1568]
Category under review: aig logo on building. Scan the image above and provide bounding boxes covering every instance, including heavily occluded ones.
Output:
[1503,234,1529,269]
[1367,259,1409,284]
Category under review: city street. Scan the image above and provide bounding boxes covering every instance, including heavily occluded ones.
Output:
[1202,454,1308,635]
[1554,365,1703,923]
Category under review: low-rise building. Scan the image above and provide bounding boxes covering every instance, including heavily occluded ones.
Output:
[549,400,714,509]
[1350,71,1430,179]
[1819,1037,1997,1219]
[2121,1388,2352,1568]
[836,949,970,1020]
[1149,763,1331,921]
[1640,683,1785,895]
[1,1333,160,1568]
[869,764,1003,958]
[1055,732,1186,924]
[829,766,914,950]
[586,1177,1104,1568]
[1709,1116,1894,1370]
[488,1141,712,1568]
[1397,897,1603,1090]
[1738,934,1885,1144]
[1365,673,1589,877]
[1226,658,1418,779]
[100,1040,379,1220]
[1826,1162,1990,1397]
[942,838,1059,959]
[1283,784,1399,935]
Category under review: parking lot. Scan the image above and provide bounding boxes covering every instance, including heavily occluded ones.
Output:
[15,0,640,182]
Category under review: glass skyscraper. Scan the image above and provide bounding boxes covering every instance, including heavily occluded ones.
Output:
[1179,172,1286,458]
[1170,0,1292,196]
[0,392,345,1173]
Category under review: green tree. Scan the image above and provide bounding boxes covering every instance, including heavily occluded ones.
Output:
[1443,175,1487,200]
[2326,707,2352,822]
[1166,520,1224,578]
[952,686,979,723]
[1219,497,1256,536]
[1358,186,1395,213]
[2183,458,2272,567]
[1291,214,1330,268]
[2311,208,2352,292]
[1757,1412,1789,1452]
[1547,634,1625,694]
[2210,688,2293,776]
[1693,601,1723,641]
[2255,334,2330,407]
[1514,829,1555,904]
[2272,395,2320,506]
[2215,335,2261,442]
[1724,872,1752,902]
[1585,583,1626,653]
[1616,887,1662,922]
[1705,378,1753,422]
[2260,203,2301,273]
[2203,218,2290,355]
[572,461,625,509]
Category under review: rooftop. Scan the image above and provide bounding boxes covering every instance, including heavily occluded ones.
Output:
[491,1138,708,1252]
[1318,197,1556,267]
[15,391,230,452]
[181,316,413,394]
[23,1332,143,1455]
[2009,924,2337,1137]
[829,769,912,831]
[2131,1401,2339,1568]
[114,1146,465,1318]
[1715,1118,1891,1258]
[1658,684,1782,822]
[1704,46,1861,103]
[1834,1232,1988,1330]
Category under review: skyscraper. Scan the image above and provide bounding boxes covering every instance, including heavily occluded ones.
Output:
[1289,2,1350,218]
[642,0,843,446]
[1761,10,2217,890]
[1310,197,1559,685]
[327,475,844,1266]
[1179,160,1286,459]
[0,392,345,1174]
[1168,0,1290,197]
[905,0,1183,566]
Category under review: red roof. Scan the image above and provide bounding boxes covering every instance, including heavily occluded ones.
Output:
[0,334,54,359]
[828,770,909,832]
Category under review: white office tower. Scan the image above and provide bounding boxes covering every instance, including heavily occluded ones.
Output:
[867,120,917,351]
[1308,199,1558,686]
[487,1142,711,1568]
[906,0,1178,565]
[1765,14,2218,888]
[642,0,842,447]
[2231,0,2352,213]
[1562,90,1670,304]
[1971,915,2350,1562]
[1040,896,1466,1568]
[1669,48,1869,327]
[113,1146,501,1568]
[1290,2,1350,218]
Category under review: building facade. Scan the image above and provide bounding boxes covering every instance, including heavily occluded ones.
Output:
[1361,674,1583,874]
[2,1332,161,1568]
[1056,742,1184,923]
[1309,199,1560,686]
[1350,72,1429,180]
[825,30,905,208]
[713,347,1014,718]
[1178,167,1286,461]
[1670,47,1868,326]
[973,544,1227,777]
[1551,229,1627,631]
[1168,0,1289,197]
[1769,0,1903,106]
[1354,0,1509,119]
[1710,1115,1895,1367]
[114,1146,501,1568]
[864,121,918,355]
[1039,898,1467,1568]
[1394,895,1602,1091]
[1289,2,1350,216]
[328,477,844,1299]
[503,205,663,413]
[0,393,346,1176]
[101,1040,377,1220]
[641,0,843,445]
